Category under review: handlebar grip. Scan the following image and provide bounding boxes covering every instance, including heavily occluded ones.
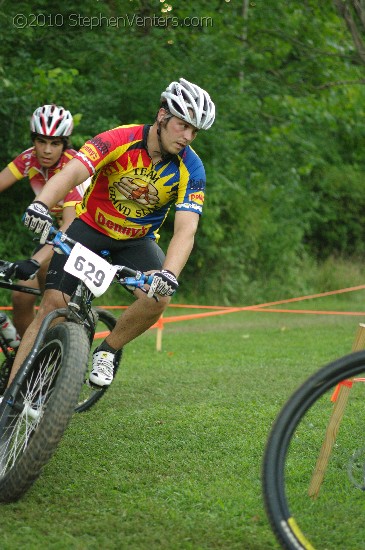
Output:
[47,227,77,255]
[123,274,153,288]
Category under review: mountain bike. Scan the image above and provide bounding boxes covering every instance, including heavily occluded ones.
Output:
[0,227,153,503]
[0,266,41,396]
[262,348,365,550]
[0,261,119,413]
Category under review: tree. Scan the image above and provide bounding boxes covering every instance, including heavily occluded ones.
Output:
[333,0,365,66]
[1,0,365,304]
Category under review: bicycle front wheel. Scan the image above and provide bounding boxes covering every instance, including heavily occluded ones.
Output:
[0,322,89,503]
[75,308,122,413]
[262,349,365,550]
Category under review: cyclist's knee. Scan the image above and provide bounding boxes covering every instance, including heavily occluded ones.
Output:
[156,296,170,314]
[137,292,170,316]
[37,291,66,317]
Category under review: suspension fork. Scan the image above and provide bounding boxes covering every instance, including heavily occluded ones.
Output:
[68,282,96,345]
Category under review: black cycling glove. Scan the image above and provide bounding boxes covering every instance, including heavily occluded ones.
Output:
[4,259,41,281]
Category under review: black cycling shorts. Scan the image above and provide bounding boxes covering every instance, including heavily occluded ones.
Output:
[45,218,165,296]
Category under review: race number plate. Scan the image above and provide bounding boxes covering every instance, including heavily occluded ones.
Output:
[64,243,118,297]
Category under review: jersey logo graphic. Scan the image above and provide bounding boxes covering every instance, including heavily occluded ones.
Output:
[96,208,150,238]
[81,144,100,162]
[188,192,204,204]
[112,177,159,206]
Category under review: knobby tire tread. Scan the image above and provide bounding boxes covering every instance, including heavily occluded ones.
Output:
[0,322,90,503]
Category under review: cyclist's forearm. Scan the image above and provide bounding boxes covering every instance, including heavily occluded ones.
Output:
[33,159,90,209]
[32,244,53,265]
[162,211,199,277]
[0,167,17,193]
[163,234,194,277]
[60,205,77,230]
[35,181,71,209]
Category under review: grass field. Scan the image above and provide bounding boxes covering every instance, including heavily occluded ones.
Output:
[0,291,364,549]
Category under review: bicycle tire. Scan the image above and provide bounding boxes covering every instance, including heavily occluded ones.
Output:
[75,308,122,413]
[0,355,14,396]
[0,322,89,503]
[262,349,365,550]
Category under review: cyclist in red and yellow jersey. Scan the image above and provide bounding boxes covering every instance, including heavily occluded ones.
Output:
[0,105,89,335]
[11,79,215,387]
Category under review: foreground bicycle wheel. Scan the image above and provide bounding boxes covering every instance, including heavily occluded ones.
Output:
[75,308,122,413]
[262,349,365,550]
[0,322,89,503]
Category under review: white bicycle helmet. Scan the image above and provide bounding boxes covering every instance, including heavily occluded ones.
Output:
[30,104,74,136]
[161,78,215,130]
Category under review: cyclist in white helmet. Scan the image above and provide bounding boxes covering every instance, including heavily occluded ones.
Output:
[0,104,89,336]
[30,104,74,138]
[161,78,215,129]
[9,78,215,388]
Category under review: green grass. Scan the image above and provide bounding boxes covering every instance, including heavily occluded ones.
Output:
[0,299,364,549]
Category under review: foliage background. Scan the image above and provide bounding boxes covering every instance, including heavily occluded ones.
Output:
[1,0,365,305]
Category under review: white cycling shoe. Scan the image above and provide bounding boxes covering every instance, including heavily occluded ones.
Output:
[89,350,116,387]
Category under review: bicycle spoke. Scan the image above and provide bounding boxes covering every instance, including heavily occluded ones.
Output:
[0,346,63,477]
[0,322,89,502]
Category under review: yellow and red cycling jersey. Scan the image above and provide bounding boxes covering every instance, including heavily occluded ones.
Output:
[7,147,85,223]
[75,124,206,240]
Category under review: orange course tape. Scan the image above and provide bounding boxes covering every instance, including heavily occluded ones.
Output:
[2,284,365,333]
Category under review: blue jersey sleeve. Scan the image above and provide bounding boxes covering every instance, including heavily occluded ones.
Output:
[176,147,206,215]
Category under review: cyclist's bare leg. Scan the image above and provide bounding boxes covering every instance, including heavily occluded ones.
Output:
[9,288,170,385]
[12,289,37,337]
[11,262,48,337]
[8,288,69,386]
[105,289,170,350]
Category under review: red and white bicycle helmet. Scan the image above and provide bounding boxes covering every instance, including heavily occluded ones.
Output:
[30,104,74,136]
[161,78,215,130]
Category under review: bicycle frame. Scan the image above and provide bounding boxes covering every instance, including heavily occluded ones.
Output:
[3,227,152,405]
[0,227,156,502]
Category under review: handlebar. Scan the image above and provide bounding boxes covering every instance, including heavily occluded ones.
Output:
[47,227,76,256]
[46,227,153,289]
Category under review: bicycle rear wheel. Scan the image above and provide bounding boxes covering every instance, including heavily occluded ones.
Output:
[0,332,16,396]
[262,349,365,550]
[75,308,122,413]
[0,322,89,503]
